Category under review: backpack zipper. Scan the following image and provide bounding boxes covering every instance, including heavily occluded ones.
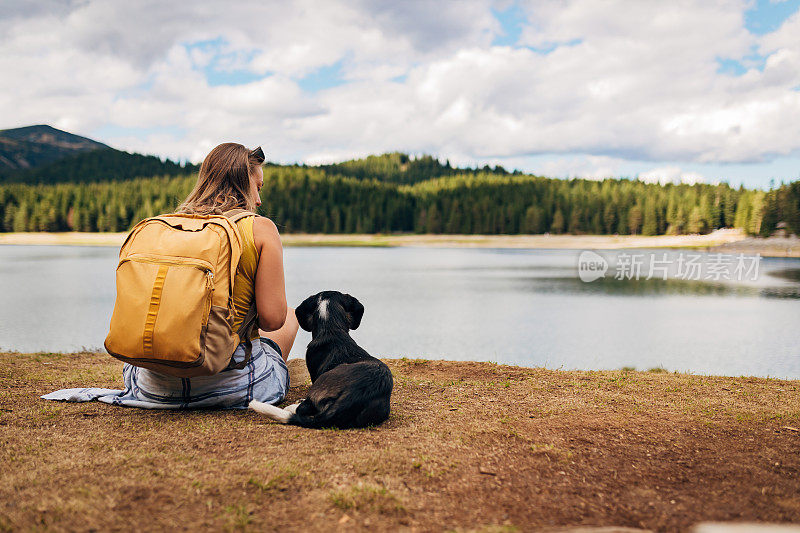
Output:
[118,253,214,273]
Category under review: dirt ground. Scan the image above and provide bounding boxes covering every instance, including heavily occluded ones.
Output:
[1,352,799,532]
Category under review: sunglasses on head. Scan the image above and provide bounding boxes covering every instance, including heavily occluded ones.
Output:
[250,146,265,163]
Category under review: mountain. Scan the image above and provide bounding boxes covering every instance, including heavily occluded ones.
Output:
[0,125,108,174]
[1,125,514,186]
[0,125,197,183]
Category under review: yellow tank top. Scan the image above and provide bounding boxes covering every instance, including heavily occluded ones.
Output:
[231,215,260,340]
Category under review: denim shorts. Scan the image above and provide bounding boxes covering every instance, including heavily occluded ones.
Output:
[114,337,289,409]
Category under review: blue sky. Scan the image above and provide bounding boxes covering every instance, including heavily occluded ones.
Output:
[2,0,800,189]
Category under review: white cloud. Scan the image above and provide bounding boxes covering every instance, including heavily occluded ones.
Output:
[637,167,707,185]
[0,0,799,184]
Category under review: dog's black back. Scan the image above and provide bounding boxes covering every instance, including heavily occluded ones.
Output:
[289,291,393,429]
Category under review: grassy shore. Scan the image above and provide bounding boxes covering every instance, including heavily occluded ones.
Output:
[1,352,799,531]
[0,228,747,250]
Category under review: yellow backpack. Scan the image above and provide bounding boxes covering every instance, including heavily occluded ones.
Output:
[104,209,258,377]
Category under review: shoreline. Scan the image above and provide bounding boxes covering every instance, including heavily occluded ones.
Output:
[3,349,796,381]
[0,228,749,249]
[2,228,798,256]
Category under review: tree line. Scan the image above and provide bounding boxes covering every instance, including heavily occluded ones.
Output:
[0,148,197,184]
[760,180,800,236]
[0,163,791,236]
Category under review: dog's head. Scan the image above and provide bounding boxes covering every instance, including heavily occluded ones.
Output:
[296,291,364,332]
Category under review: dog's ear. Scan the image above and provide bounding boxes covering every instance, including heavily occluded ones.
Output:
[295,295,317,332]
[341,294,364,330]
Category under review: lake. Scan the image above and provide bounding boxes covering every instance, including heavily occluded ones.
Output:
[1,244,799,378]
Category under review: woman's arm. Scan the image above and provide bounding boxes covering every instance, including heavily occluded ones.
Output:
[252,216,288,331]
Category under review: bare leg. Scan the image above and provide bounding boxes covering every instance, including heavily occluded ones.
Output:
[259,307,299,362]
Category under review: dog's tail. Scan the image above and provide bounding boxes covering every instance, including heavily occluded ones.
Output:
[247,400,326,427]
[248,400,293,423]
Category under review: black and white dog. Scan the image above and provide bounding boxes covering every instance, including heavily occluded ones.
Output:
[249,291,393,429]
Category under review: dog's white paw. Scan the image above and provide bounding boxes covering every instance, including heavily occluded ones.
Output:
[285,401,303,414]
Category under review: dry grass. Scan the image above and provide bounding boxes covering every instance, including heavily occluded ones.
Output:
[1,352,799,532]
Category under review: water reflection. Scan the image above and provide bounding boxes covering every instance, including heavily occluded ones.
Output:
[445,249,800,299]
[767,268,800,283]
[507,276,773,297]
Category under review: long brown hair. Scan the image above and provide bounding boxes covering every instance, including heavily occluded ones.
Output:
[177,143,265,214]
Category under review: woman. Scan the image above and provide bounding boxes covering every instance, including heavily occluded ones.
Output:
[114,143,300,409]
[43,143,297,409]
[176,142,298,363]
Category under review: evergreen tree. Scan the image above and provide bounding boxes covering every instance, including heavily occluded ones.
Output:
[628,205,643,235]
[642,198,658,236]
[551,209,565,234]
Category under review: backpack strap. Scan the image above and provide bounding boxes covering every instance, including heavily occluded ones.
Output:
[223,208,259,370]
[223,209,256,224]
[227,301,259,370]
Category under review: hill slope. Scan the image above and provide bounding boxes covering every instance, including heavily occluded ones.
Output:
[0,125,196,183]
[7,148,197,184]
[317,151,514,184]
[0,125,108,174]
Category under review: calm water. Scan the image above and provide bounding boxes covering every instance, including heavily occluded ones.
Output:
[1,245,799,378]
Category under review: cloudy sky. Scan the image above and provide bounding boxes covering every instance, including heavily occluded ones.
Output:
[2,0,800,188]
